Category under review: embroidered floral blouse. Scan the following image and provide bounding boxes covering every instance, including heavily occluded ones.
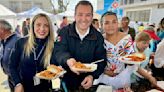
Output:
[104,34,134,73]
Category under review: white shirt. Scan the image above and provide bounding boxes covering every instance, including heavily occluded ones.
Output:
[76,26,90,41]
[154,39,164,68]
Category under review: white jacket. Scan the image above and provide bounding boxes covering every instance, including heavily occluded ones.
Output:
[154,39,164,68]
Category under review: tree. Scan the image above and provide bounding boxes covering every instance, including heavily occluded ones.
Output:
[58,0,70,12]
[50,0,57,14]
[50,0,70,13]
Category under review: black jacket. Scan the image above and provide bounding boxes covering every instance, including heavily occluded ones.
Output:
[9,37,57,92]
[54,22,107,89]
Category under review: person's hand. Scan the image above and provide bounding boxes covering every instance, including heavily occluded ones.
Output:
[67,58,80,75]
[14,83,24,92]
[81,75,93,89]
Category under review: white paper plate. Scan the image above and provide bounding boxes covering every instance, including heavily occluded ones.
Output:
[96,85,112,92]
[147,81,164,92]
[36,70,66,80]
[72,64,97,72]
[118,56,146,64]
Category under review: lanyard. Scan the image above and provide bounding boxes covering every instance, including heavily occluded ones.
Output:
[34,44,46,61]
[34,44,46,73]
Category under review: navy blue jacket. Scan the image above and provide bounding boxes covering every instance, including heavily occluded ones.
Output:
[54,22,107,89]
[9,37,57,91]
[1,33,20,75]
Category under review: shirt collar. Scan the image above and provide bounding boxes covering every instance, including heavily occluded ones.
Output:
[76,25,90,41]
[68,22,97,40]
[3,33,15,43]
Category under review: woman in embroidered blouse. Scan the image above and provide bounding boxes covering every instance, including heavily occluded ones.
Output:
[9,13,57,92]
[97,11,156,90]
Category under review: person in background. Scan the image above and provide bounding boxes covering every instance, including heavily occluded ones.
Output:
[154,39,164,68]
[21,21,26,36]
[22,18,30,36]
[120,16,136,41]
[149,23,155,28]
[0,19,20,92]
[152,17,164,53]
[60,16,68,29]
[134,26,160,69]
[142,26,163,81]
[96,11,156,91]
[9,13,57,92]
[131,32,157,91]
[92,18,101,32]
[143,26,160,52]
[15,25,22,36]
[138,23,144,32]
[133,21,139,33]
[54,1,106,92]
[152,39,164,80]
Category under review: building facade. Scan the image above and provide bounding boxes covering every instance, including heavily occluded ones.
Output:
[0,0,53,13]
[120,0,164,25]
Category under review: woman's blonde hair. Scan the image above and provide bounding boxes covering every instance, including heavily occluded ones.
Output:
[24,13,55,67]
[135,32,151,42]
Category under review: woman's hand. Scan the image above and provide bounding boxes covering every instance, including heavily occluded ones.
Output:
[14,83,24,92]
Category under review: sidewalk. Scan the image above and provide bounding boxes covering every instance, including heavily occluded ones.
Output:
[0,66,10,92]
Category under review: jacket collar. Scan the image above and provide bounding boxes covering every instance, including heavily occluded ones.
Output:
[68,22,97,40]
[3,33,16,43]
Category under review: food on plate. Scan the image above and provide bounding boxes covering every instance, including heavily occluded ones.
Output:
[39,70,56,79]
[36,65,65,79]
[47,65,63,73]
[125,53,146,62]
[74,62,91,69]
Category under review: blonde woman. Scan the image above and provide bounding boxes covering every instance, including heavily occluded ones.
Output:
[9,13,57,92]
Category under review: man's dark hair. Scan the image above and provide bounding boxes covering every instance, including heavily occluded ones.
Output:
[160,17,164,27]
[75,0,93,15]
[63,16,67,19]
[92,19,98,24]
[26,18,30,21]
[101,11,117,24]
[122,16,130,22]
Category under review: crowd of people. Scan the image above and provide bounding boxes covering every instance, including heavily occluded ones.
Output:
[0,0,164,92]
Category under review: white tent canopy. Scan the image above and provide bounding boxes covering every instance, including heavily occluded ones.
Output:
[58,10,75,17]
[0,4,16,18]
[16,7,58,26]
[0,4,17,29]
[17,7,59,36]
[17,7,54,18]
